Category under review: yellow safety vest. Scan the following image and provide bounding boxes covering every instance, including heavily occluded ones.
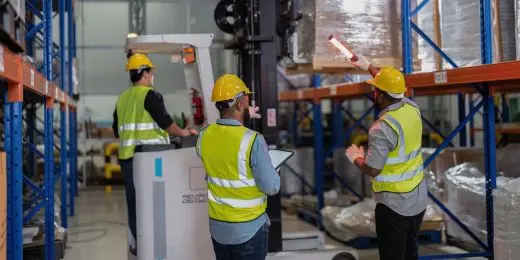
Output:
[197,124,267,223]
[372,102,424,193]
[116,86,169,160]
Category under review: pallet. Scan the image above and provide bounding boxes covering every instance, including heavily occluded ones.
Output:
[307,56,422,74]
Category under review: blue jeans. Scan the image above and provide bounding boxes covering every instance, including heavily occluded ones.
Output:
[212,223,269,260]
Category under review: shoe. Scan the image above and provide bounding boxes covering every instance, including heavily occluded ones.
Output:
[128,247,137,260]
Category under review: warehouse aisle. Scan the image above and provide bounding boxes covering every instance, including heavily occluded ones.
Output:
[63,187,485,260]
[64,187,128,260]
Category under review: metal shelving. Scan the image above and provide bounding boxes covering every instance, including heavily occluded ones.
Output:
[277,0,518,258]
[2,0,77,259]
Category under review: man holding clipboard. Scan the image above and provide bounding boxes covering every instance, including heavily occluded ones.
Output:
[196,74,285,260]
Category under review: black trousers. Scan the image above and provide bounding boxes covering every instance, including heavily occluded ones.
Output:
[375,203,425,260]
[120,159,137,244]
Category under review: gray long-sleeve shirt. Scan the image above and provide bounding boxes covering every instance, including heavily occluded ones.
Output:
[365,98,428,217]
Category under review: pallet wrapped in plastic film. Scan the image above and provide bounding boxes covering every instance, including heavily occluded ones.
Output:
[313,0,421,71]
[321,199,442,242]
[443,162,519,251]
[494,178,520,260]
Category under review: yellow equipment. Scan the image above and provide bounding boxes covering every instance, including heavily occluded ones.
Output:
[211,74,253,102]
[126,53,155,71]
[104,143,121,192]
[366,67,406,94]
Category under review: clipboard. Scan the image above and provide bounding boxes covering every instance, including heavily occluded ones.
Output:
[269,149,295,170]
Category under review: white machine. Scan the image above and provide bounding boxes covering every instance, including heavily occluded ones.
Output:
[126,33,358,260]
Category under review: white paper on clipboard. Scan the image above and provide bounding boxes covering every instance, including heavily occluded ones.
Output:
[269,149,294,169]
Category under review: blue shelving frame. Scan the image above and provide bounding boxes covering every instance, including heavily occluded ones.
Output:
[402,0,495,258]
[3,0,77,259]
[280,0,499,258]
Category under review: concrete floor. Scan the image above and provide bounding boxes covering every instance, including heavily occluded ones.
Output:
[64,187,482,260]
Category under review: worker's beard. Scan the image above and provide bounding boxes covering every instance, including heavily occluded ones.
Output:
[242,109,251,124]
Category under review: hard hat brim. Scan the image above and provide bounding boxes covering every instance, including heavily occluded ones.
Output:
[211,91,254,103]
[366,79,405,98]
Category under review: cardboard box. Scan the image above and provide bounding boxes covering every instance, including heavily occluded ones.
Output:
[0,152,6,260]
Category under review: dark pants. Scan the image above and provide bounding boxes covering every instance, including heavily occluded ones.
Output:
[120,159,137,244]
[375,203,425,260]
[212,223,269,260]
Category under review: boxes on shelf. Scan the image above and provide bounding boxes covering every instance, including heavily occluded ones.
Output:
[313,0,421,71]
[0,0,25,53]
[321,199,443,243]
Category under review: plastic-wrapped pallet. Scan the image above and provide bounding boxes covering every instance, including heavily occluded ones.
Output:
[444,163,512,246]
[321,199,443,242]
[440,0,505,66]
[494,178,520,260]
[289,0,315,63]
[313,0,419,69]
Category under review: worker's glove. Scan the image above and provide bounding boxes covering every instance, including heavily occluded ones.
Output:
[350,55,370,71]
[249,106,262,119]
[345,144,365,164]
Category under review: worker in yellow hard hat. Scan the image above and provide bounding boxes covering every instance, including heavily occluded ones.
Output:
[113,52,197,257]
[347,56,427,260]
[195,74,279,260]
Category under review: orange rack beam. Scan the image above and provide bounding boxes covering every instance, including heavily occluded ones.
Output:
[0,44,76,108]
[473,123,520,135]
[279,61,520,102]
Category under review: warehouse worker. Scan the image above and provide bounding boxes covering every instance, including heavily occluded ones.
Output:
[112,52,196,257]
[196,74,279,260]
[346,56,427,260]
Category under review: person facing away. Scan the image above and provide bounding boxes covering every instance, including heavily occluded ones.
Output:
[196,74,280,260]
[112,52,195,257]
[346,56,428,260]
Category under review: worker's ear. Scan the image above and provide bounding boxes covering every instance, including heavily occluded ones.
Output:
[236,96,248,111]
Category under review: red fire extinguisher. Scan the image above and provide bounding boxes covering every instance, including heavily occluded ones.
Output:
[191,88,205,126]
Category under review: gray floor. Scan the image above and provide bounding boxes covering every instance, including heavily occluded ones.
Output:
[64,187,482,260]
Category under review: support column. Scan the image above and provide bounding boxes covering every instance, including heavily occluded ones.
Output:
[312,75,324,230]
[480,0,495,256]
[44,98,55,260]
[401,0,413,74]
[129,0,146,35]
[69,110,76,215]
[60,105,68,228]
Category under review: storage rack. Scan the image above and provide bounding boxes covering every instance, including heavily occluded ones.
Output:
[2,0,77,259]
[277,0,520,258]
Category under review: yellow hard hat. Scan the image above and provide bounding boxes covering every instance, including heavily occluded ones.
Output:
[212,74,253,102]
[366,67,406,95]
[126,53,155,71]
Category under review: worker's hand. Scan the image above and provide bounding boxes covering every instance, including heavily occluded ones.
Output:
[350,55,370,71]
[188,128,198,135]
[345,144,365,164]
[249,106,262,119]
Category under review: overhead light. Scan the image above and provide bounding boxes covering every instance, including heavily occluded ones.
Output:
[127,33,138,38]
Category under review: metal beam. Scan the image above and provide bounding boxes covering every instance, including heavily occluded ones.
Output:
[129,0,146,35]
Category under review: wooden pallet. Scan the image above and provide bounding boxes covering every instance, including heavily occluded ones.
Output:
[313,56,423,72]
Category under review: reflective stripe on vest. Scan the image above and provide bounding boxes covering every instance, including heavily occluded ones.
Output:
[199,124,267,223]
[207,189,266,208]
[372,102,424,193]
[120,137,169,147]
[119,122,161,132]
